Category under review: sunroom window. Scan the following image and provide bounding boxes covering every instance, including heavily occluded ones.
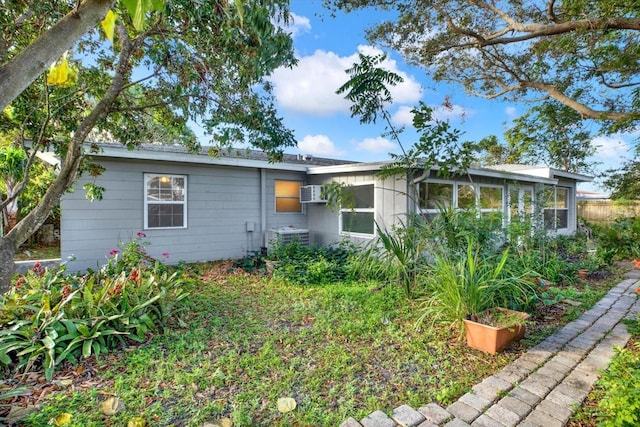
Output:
[544,186,569,230]
[144,174,187,229]
[340,184,375,237]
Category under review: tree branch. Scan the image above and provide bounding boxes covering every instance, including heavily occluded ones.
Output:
[0,0,115,111]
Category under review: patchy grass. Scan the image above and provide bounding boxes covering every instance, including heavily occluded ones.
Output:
[14,262,520,426]
[6,262,623,427]
[14,243,60,261]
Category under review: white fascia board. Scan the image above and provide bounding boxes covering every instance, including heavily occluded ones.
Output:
[90,145,309,172]
[465,167,558,185]
[307,162,390,175]
[551,170,593,183]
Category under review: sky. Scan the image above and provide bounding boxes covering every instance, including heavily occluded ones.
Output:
[264,1,635,192]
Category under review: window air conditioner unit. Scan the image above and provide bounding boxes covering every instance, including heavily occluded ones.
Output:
[300,185,327,203]
[265,227,310,251]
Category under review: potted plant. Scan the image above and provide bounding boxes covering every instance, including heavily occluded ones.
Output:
[417,239,533,353]
[463,307,530,354]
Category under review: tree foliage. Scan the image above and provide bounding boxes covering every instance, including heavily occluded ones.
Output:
[325,0,640,132]
[602,160,640,200]
[337,53,476,179]
[504,101,596,174]
[0,0,297,290]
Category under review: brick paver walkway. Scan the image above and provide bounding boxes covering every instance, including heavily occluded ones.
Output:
[341,270,640,427]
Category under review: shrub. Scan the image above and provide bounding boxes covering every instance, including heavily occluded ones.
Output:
[269,241,356,286]
[0,236,192,380]
[592,217,640,262]
[595,341,640,427]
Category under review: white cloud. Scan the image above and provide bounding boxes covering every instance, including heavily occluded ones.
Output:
[431,103,469,121]
[284,12,311,37]
[355,136,397,153]
[297,134,345,156]
[391,106,414,126]
[391,103,469,126]
[505,106,517,117]
[592,136,631,159]
[270,45,423,116]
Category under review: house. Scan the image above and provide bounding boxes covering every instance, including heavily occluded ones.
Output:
[59,143,591,272]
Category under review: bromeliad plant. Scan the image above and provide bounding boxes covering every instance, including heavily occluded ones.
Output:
[416,239,535,338]
[0,236,192,380]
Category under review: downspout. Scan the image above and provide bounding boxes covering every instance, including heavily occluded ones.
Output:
[260,168,266,250]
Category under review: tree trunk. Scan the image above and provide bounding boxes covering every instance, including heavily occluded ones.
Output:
[0,0,115,111]
[0,23,133,292]
[0,236,17,294]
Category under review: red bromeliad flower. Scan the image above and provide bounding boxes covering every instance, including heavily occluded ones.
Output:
[129,269,139,283]
[109,249,119,256]
[633,259,640,269]
[137,232,146,238]
[636,287,640,294]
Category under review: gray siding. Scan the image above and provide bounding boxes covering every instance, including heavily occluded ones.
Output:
[61,158,306,272]
[306,172,408,247]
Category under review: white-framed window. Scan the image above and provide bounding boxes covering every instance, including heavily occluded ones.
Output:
[478,185,504,229]
[544,186,569,230]
[275,180,302,213]
[144,173,187,229]
[418,181,504,227]
[417,181,454,220]
[339,183,375,237]
[508,186,534,222]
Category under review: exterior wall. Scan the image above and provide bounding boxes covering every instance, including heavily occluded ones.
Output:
[61,158,307,272]
[306,172,408,247]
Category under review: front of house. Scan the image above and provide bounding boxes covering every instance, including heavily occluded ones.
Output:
[60,144,591,272]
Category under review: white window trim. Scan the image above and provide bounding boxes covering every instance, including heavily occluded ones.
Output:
[417,179,455,215]
[544,186,570,231]
[144,173,188,230]
[417,181,505,215]
[274,180,304,214]
[339,182,376,238]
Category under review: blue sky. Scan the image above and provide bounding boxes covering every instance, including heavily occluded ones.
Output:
[265,1,634,191]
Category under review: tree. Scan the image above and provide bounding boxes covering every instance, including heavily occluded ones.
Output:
[336,53,476,179]
[504,101,596,174]
[325,0,640,132]
[473,135,524,167]
[0,0,297,291]
[602,160,640,200]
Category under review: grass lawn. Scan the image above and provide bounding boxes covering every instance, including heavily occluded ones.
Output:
[15,261,532,427]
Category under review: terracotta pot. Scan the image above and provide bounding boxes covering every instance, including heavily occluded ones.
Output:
[463,308,530,355]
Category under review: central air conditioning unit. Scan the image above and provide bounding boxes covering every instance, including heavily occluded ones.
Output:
[300,185,327,203]
[265,227,310,251]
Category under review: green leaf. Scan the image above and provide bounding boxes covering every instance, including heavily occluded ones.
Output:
[77,324,90,337]
[82,339,92,358]
[41,336,55,349]
[101,10,118,42]
[120,0,165,32]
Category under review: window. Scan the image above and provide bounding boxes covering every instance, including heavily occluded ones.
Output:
[275,180,302,213]
[544,186,569,230]
[479,185,504,229]
[418,182,453,220]
[418,181,504,227]
[340,184,375,236]
[144,174,187,229]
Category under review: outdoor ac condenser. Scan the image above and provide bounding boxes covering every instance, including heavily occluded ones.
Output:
[265,227,310,251]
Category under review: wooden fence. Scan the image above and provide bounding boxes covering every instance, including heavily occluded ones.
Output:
[578,200,640,224]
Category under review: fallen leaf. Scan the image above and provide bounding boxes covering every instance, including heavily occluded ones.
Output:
[101,397,125,416]
[277,397,297,413]
[127,416,146,427]
[50,413,72,426]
